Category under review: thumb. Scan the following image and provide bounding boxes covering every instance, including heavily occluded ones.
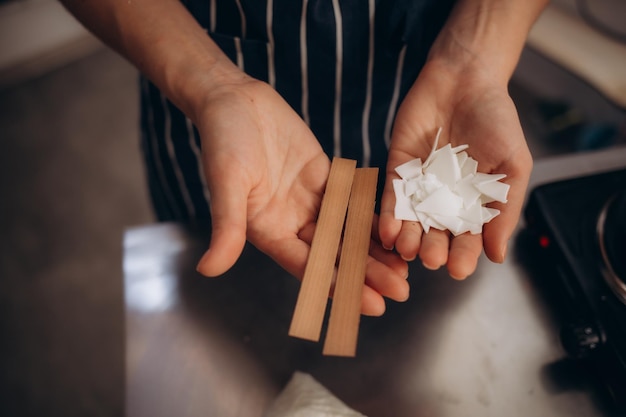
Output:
[196,179,248,277]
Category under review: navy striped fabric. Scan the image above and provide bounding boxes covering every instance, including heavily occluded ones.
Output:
[140,0,455,221]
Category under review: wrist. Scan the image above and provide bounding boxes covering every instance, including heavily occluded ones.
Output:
[426,0,548,87]
[165,49,251,123]
[85,0,251,122]
[128,16,250,121]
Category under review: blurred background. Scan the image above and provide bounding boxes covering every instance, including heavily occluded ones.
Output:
[0,0,624,416]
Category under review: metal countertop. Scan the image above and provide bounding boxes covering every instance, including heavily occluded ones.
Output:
[124,146,626,417]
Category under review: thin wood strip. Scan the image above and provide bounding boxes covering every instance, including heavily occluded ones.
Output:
[323,168,378,356]
[289,157,357,341]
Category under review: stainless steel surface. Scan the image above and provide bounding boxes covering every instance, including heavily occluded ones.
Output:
[125,146,626,417]
[597,193,626,304]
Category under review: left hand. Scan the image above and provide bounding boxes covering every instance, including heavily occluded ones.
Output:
[379,59,533,279]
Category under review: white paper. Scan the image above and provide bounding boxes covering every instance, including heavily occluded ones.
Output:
[265,372,366,417]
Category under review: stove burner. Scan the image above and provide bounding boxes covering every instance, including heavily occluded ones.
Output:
[597,189,626,303]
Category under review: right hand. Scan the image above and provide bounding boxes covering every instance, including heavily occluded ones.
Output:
[194,78,409,316]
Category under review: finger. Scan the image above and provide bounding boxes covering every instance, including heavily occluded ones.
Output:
[370,213,382,242]
[395,221,424,262]
[297,222,316,243]
[361,286,386,316]
[262,237,313,281]
[299,222,408,278]
[196,180,249,277]
[419,228,450,270]
[324,263,389,317]
[483,173,529,263]
[379,177,403,251]
[482,203,516,263]
[364,257,410,302]
[299,223,408,310]
[447,233,483,279]
[368,239,409,279]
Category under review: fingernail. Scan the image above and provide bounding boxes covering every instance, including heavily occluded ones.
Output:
[450,272,468,280]
[401,286,410,302]
[422,261,441,271]
[500,241,508,263]
[196,250,211,275]
[383,244,394,251]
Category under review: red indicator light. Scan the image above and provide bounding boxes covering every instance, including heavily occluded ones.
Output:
[539,235,550,248]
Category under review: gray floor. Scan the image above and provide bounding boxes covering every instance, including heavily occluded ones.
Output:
[0,46,623,416]
[0,48,153,417]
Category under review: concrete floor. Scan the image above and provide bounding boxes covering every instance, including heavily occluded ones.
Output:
[0,45,623,416]
[0,48,153,417]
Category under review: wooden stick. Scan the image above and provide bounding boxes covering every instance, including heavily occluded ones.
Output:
[289,157,356,341]
[323,168,378,356]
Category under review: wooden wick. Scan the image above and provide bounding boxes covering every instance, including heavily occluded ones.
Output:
[323,168,378,356]
[289,158,356,342]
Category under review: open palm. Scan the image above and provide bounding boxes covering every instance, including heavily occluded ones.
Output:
[380,61,532,279]
[195,79,409,315]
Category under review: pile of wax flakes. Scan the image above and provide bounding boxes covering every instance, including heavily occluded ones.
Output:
[393,128,510,236]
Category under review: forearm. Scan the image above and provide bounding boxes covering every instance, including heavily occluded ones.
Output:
[59,0,245,119]
[428,0,548,86]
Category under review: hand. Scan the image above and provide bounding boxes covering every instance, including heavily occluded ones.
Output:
[379,60,532,279]
[194,78,409,315]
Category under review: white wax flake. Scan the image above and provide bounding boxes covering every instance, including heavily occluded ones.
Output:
[455,175,482,208]
[456,150,468,168]
[394,158,423,180]
[393,179,418,221]
[392,131,510,236]
[423,127,443,168]
[474,180,510,204]
[450,144,470,154]
[460,155,478,178]
[414,187,462,217]
[423,144,461,190]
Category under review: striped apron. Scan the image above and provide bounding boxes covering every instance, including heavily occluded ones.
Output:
[140,0,455,221]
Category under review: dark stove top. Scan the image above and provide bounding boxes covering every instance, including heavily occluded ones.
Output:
[524,168,626,409]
